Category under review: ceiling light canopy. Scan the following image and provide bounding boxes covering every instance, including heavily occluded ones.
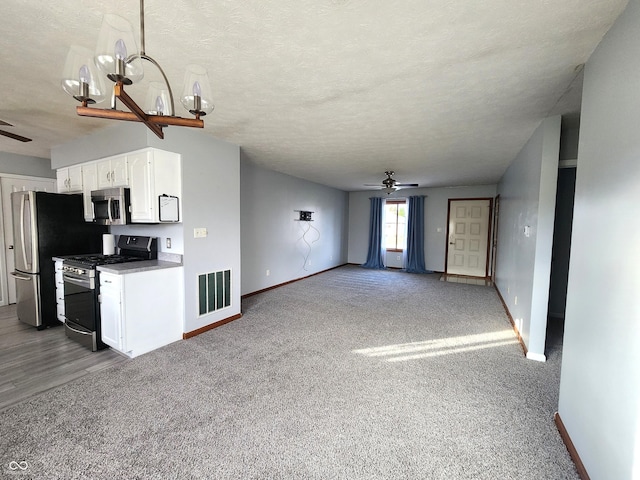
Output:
[61,0,214,139]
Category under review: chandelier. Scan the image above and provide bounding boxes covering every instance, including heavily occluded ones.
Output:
[61,0,214,139]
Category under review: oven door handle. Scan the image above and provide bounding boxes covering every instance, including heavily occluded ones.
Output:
[63,272,94,289]
[65,322,92,336]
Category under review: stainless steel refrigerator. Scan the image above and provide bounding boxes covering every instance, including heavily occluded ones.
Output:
[10,191,107,329]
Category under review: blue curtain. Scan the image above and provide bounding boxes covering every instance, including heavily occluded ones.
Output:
[362,197,385,269]
[404,196,432,274]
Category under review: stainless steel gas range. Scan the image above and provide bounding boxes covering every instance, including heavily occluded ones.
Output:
[62,235,158,351]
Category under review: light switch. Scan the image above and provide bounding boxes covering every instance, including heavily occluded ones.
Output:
[194,228,208,238]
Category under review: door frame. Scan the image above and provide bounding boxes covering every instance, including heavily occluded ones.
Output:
[491,194,500,283]
[444,197,494,278]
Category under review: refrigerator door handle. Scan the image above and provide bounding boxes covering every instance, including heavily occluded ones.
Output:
[19,194,29,270]
[10,271,32,281]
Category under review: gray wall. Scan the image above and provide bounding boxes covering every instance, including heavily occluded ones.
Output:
[347,185,497,272]
[558,0,640,477]
[0,152,55,178]
[52,123,241,334]
[495,115,560,360]
[51,123,148,169]
[240,159,349,295]
[559,125,580,161]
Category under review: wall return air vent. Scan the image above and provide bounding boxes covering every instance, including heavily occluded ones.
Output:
[198,270,231,315]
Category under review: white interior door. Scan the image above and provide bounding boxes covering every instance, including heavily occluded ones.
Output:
[446,199,492,277]
[0,176,56,306]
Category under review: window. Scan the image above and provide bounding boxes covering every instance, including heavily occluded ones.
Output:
[383,200,407,251]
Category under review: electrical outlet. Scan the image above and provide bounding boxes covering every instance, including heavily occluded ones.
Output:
[166,238,172,249]
[266,269,270,276]
[194,228,207,238]
[308,260,312,266]
[515,296,518,305]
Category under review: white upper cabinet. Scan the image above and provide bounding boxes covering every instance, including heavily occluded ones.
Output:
[127,148,182,223]
[96,154,129,189]
[56,148,181,223]
[56,165,83,193]
[81,162,98,221]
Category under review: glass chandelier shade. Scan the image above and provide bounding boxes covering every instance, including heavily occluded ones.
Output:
[180,65,214,116]
[61,45,106,104]
[94,13,144,85]
[145,82,171,116]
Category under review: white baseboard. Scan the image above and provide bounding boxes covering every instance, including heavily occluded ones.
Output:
[526,351,547,362]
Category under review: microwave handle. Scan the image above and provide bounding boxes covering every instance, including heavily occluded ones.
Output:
[107,198,113,224]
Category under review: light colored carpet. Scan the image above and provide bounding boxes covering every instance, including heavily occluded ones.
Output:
[0,265,577,479]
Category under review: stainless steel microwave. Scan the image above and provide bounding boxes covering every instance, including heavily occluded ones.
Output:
[90,187,131,225]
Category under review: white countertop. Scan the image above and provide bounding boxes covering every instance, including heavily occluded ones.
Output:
[53,252,183,275]
[97,260,182,275]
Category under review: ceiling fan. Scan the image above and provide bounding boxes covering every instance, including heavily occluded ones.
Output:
[0,120,32,143]
[365,171,419,194]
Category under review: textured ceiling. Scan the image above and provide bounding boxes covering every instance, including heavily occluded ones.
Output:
[0,0,628,191]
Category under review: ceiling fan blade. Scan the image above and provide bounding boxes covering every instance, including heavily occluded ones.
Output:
[395,183,419,187]
[0,120,13,127]
[0,129,33,143]
[364,183,383,186]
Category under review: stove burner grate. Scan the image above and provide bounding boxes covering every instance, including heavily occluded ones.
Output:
[63,254,144,269]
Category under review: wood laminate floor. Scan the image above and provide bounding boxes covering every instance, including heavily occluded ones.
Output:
[0,304,127,412]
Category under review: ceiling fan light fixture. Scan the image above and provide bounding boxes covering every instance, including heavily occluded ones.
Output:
[364,171,419,192]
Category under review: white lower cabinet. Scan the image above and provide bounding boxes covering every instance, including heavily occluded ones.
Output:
[54,260,65,323]
[99,267,184,358]
[99,274,122,349]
